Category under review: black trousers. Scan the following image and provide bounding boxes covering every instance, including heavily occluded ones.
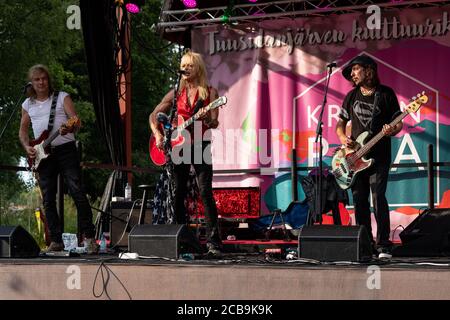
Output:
[37,141,95,243]
[173,142,220,246]
[351,161,391,246]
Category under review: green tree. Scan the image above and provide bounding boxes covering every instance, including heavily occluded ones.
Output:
[0,0,179,217]
[128,0,179,195]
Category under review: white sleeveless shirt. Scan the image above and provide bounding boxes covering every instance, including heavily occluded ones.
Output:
[22,91,75,147]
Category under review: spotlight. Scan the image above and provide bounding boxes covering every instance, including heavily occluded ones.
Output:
[126,3,140,14]
[182,0,197,9]
[124,0,145,14]
[248,0,258,2]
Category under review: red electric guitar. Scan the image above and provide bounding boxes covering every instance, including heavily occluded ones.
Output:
[149,96,227,166]
[27,116,80,171]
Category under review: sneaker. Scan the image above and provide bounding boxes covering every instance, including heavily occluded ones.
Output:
[46,241,64,252]
[206,242,222,257]
[377,246,392,260]
[83,238,100,255]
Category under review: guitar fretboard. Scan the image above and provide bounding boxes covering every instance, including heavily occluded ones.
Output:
[353,109,409,160]
[176,97,226,132]
[178,105,213,131]
[42,130,61,149]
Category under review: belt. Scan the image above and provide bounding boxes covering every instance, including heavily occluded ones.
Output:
[50,141,76,152]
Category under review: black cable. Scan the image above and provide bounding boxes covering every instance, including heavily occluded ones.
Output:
[93,260,132,300]
[93,260,111,300]
[391,224,405,242]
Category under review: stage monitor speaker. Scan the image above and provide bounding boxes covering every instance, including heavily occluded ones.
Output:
[110,202,152,247]
[393,208,450,257]
[0,225,40,258]
[128,224,202,259]
[298,225,372,262]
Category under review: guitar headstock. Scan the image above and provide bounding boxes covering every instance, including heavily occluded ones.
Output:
[64,116,81,129]
[209,96,227,110]
[406,92,428,114]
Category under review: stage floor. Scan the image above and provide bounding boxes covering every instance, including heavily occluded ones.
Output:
[1,249,450,300]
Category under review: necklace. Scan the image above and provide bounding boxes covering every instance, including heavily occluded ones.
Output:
[360,87,375,96]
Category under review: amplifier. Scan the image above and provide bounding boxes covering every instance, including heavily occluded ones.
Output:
[110,201,152,247]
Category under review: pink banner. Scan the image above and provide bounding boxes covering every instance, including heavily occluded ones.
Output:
[192,5,450,237]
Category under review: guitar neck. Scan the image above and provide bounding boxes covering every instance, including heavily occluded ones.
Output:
[355,110,408,159]
[178,105,212,131]
[42,130,61,148]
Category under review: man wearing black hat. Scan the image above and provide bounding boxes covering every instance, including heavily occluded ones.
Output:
[336,54,403,259]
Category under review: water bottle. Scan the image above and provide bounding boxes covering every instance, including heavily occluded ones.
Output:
[124,183,132,201]
[99,233,107,253]
[62,233,78,252]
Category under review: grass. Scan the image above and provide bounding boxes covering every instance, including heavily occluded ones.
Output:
[0,196,95,249]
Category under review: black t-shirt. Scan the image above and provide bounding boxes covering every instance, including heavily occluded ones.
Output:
[339,84,401,163]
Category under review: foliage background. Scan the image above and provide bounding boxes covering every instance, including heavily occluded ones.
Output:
[0,0,178,246]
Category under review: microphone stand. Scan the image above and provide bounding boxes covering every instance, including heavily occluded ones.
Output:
[0,85,30,144]
[158,63,183,225]
[163,69,183,158]
[312,64,334,225]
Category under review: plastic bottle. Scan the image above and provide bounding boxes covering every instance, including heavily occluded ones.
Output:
[99,233,107,253]
[125,183,132,201]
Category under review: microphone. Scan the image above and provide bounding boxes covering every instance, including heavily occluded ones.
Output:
[327,62,337,68]
[178,70,188,75]
[23,82,32,94]
[157,112,171,129]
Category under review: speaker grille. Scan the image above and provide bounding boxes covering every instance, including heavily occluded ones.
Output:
[0,225,40,258]
[128,224,201,259]
[298,225,372,262]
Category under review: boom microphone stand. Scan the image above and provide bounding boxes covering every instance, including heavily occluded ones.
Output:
[312,63,335,225]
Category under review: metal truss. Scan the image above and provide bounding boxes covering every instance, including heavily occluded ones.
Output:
[158,0,450,35]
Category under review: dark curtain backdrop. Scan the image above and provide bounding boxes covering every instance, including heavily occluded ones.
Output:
[80,0,126,230]
[80,0,125,168]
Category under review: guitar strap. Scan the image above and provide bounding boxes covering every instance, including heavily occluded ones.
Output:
[369,88,381,135]
[47,91,60,132]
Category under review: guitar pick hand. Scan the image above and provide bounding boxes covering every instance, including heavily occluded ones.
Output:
[155,133,164,150]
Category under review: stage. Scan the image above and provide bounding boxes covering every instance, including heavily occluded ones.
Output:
[1,249,450,300]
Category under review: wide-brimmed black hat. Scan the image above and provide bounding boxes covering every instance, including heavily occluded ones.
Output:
[342,54,377,81]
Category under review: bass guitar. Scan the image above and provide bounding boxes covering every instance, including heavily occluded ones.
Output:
[27,116,80,171]
[149,96,227,166]
[331,92,428,190]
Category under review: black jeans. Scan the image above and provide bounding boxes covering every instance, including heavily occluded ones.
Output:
[37,141,95,243]
[173,142,220,246]
[351,161,391,246]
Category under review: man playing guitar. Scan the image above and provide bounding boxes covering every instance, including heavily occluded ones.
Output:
[19,64,98,254]
[335,55,403,259]
[149,50,221,256]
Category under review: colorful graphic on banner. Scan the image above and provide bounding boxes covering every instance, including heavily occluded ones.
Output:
[192,5,450,240]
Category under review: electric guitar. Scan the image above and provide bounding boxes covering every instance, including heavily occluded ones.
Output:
[331,92,428,190]
[27,116,80,171]
[149,96,227,166]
